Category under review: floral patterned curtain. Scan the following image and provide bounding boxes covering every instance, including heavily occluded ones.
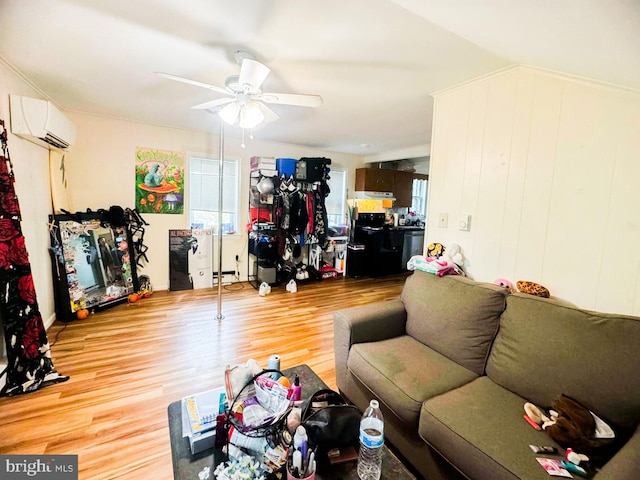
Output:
[0,119,68,396]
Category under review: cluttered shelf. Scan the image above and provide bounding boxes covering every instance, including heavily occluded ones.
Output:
[248,156,346,291]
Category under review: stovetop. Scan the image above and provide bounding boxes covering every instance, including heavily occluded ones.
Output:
[389,225,424,231]
[354,212,386,228]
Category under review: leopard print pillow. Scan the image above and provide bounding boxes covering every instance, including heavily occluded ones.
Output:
[516,280,550,298]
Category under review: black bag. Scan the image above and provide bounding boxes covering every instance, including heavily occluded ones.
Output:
[294,157,331,182]
[301,389,360,450]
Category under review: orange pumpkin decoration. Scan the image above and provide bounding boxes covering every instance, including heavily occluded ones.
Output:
[128,293,140,303]
[76,308,89,320]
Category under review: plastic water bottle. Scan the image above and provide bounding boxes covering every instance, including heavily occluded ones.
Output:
[357,399,384,480]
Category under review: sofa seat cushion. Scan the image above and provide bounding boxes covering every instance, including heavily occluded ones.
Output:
[401,271,506,375]
[419,376,565,480]
[348,335,478,426]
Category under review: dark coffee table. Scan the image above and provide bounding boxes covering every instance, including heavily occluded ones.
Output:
[167,364,415,480]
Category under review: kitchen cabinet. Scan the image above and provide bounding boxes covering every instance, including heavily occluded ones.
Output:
[392,171,415,207]
[355,168,429,208]
[392,171,430,208]
[355,168,394,192]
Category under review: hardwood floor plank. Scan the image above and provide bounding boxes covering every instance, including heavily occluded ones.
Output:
[0,274,408,479]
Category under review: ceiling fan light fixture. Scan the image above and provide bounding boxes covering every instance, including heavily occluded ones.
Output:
[219,102,240,125]
[238,102,265,129]
[159,50,320,134]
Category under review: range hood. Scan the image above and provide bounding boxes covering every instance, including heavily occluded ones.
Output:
[353,191,396,200]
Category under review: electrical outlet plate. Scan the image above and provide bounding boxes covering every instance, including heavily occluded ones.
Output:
[213,273,234,286]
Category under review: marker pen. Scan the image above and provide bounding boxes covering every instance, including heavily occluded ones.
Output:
[561,460,588,477]
[523,415,541,430]
[305,451,315,477]
[292,449,302,473]
[529,445,557,454]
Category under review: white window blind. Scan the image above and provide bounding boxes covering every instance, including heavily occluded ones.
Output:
[189,155,239,234]
[325,169,347,227]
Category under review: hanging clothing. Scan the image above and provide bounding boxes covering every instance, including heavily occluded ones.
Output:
[288,190,299,233]
[0,119,69,397]
[313,189,328,245]
[273,191,283,229]
[280,190,291,230]
[292,190,309,235]
[306,191,314,234]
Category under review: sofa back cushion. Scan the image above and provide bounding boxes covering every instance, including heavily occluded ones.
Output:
[486,294,640,430]
[401,271,507,375]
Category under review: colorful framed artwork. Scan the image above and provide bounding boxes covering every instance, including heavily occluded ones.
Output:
[135,147,185,214]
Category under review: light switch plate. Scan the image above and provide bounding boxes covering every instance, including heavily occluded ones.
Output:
[438,213,448,228]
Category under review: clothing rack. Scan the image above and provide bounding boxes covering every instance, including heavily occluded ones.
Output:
[247,157,331,289]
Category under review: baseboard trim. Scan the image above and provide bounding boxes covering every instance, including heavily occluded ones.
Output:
[44,313,56,330]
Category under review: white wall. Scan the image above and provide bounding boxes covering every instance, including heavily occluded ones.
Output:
[65,112,364,291]
[0,61,57,335]
[427,65,640,314]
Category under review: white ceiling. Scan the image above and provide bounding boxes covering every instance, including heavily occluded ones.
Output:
[1,0,638,156]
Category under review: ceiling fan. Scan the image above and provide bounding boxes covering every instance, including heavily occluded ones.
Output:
[157,51,323,129]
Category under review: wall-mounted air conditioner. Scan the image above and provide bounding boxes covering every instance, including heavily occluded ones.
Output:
[9,95,77,150]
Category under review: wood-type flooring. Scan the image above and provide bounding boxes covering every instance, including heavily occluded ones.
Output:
[0,273,407,480]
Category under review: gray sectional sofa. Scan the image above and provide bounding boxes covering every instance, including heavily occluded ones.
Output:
[333,271,640,479]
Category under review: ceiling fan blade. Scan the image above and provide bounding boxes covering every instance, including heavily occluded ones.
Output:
[156,72,231,96]
[238,59,271,92]
[256,93,323,108]
[190,97,235,110]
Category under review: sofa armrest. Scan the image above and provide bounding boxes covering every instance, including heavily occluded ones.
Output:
[333,299,407,391]
[595,424,640,479]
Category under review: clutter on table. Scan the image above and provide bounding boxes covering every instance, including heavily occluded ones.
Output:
[185,357,362,479]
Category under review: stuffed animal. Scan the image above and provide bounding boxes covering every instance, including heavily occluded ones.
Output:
[545,395,618,461]
[525,395,618,467]
[516,280,550,298]
[546,395,596,446]
[443,243,464,268]
[493,278,516,294]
